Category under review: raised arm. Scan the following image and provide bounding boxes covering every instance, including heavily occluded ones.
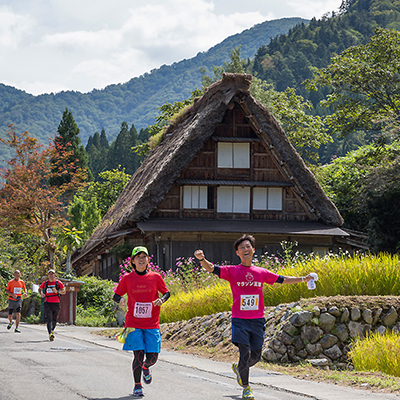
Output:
[194,249,214,273]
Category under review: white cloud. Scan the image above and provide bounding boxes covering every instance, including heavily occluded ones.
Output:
[0,5,34,48]
[287,0,341,19]
[0,0,342,95]
[120,1,267,50]
[41,29,123,52]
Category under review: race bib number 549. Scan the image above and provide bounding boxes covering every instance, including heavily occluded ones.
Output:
[134,302,152,318]
[240,295,259,311]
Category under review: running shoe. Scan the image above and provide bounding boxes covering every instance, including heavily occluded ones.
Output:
[14,328,21,333]
[49,332,55,341]
[133,385,144,397]
[232,362,243,386]
[242,385,254,400]
[7,322,13,330]
[142,366,152,384]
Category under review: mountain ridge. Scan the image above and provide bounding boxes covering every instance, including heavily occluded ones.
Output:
[0,17,307,147]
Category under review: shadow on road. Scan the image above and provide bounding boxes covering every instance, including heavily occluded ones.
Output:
[91,397,134,400]
[14,340,49,344]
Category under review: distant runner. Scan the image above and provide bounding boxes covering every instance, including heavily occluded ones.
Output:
[6,270,27,333]
[195,234,314,400]
[39,269,66,341]
[113,246,170,397]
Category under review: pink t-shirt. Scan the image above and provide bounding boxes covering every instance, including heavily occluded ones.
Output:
[219,264,279,319]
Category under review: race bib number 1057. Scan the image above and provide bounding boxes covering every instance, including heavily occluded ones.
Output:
[240,295,259,311]
[134,302,152,318]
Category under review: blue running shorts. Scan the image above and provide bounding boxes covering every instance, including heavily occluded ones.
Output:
[123,328,161,353]
[231,318,266,350]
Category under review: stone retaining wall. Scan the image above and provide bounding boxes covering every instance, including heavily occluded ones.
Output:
[160,296,400,368]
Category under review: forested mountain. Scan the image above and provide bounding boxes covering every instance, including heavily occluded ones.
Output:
[0,17,305,149]
[250,0,400,105]
[3,0,400,164]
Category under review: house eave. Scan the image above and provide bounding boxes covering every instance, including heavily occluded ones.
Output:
[136,219,349,237]
[72,227,139,269]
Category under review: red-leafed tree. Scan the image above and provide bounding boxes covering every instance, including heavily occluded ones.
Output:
[0,126,87,268]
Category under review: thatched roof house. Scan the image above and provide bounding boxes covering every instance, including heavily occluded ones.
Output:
[73,73,354,279]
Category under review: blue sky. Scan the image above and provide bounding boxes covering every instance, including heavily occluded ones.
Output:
[0,0,342,95]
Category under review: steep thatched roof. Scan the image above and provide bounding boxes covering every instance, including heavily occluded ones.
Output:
[76,73,343,261]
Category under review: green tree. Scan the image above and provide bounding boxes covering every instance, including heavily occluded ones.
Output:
[0,127,86,268]
[138,127,151,143]
[0,230,44,269]
[86,128,110,179]
[51,108,91,186]
[69,196,101,243]
[107,122,140,175]
[249,79,329,161]
[305,28,400,136]
[201,46,247,87]
[315,141,400,251]
[69,168,131,242]
[0,229,46,308]
[57,227,83,273]
[362,155,400,253]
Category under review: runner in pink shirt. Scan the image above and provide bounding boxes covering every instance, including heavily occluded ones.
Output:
[194,234,314,400]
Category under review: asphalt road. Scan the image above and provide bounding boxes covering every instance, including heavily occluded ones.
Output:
[1,319,399,400]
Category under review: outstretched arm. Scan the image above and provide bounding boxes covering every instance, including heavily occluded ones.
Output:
[281,274,313,285]
[194,249,214,273]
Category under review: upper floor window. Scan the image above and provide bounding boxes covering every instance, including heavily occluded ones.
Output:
[183,186,208,209]
[217,142,250,168]
[253,187,283,211]
[217,186,250,213]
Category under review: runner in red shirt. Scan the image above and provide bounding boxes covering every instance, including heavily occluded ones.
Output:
[39,269,66,341]
[6,270,27,333]
[113,246,170,398]
[195,235,314,400]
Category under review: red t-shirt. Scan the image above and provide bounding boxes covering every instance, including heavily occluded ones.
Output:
[6,279,26,300]
[219,264,279,319]
[40,280,65,303]
[115,270,169,329]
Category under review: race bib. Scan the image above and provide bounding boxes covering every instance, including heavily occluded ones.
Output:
[240,295,259,311]
[14,288,22,295]
[134,302,152,318]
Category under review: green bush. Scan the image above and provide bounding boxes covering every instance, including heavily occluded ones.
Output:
[75,305,115,327]
[0,265,13,309]
[24,314,40,324]
[77,275,115,314]
[0,277,9,310]
[76,276,117,326]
